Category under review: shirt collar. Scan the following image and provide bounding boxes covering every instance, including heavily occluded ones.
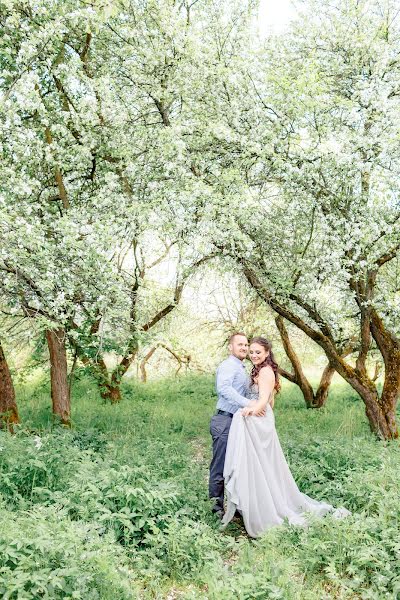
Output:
[229,354,246,368]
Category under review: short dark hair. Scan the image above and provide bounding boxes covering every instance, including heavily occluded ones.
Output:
[228,332,248,344]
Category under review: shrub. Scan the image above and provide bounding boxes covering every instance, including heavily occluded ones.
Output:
[0,506,137,599]
[133,517,225,584]
[281,436,396,506]
[51,460,194,546]
[273,513,400,599]
[69,429,109,454]
[0,431,92,508]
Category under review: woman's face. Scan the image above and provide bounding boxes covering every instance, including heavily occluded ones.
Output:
[249,343,269,365]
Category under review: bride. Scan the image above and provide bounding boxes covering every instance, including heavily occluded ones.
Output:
[222,336,349,538]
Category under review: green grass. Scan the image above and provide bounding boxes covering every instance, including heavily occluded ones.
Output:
[1,374,399,599]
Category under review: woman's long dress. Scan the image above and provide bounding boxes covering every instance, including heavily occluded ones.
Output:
[222,385,349,538]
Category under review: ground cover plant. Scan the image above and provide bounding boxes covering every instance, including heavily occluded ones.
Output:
[0,374,398,598]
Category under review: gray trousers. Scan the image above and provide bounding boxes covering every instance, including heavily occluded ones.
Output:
[209,414,233,512]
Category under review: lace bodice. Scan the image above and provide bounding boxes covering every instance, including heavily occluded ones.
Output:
[248,382,275,407]
[248,383,259,401]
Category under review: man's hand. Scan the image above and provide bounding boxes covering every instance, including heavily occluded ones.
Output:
[242,400,257,417]
[242,402,266,417]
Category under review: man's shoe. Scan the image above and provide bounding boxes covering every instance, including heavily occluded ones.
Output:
[212,506,224,520]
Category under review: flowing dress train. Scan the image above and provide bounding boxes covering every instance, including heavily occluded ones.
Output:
[222,386,349,538]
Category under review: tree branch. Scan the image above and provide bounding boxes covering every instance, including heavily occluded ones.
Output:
[375,241,400,268]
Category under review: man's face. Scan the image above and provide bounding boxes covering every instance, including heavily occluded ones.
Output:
[229,335,249,360]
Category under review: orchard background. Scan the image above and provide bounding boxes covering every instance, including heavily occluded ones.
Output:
[0,1,400,598]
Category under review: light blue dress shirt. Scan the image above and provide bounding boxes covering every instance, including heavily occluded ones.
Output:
[215,355,250,414]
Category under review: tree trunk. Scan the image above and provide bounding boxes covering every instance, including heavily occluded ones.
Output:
[82,340,138,403]
[85,354,135,403]
[89,357,123,403]
[275,315,334,408]
[108,347,138,402]
[0,340,19,430]
[96,348,139,403]
[140,346,158,383]
[94,278,184,400]
[46,328,71,426]
[313,363,336,408]
[75,348,121,403]
[369,309,400,438]
[358,384,394,439]
[305,342,398,438]
[378,362,399,439]
[101,381,122,403]
[70,273,187,402]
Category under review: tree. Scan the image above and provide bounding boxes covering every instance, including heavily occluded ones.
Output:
[0,0,125,418]
[200,262,339,407]
[0,0,248,407]
[71,240,210,402]
[45,328,70,425]
[207,0,400,437]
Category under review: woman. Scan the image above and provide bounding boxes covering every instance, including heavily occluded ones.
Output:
[222,336,349,538]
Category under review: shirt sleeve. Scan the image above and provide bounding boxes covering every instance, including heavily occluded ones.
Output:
[216,362,250,408]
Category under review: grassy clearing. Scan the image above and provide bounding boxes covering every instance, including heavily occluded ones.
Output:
[1,374,399,599]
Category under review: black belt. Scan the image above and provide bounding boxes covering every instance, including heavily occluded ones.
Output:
[217,409,233,418]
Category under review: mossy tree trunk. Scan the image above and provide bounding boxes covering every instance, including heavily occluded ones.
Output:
[0,340,19,430]
[46,328,71,426]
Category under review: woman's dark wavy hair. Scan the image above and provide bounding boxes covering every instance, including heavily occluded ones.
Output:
[250,337,281,393]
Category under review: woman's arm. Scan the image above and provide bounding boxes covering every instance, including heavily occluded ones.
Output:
[242,367,275,417]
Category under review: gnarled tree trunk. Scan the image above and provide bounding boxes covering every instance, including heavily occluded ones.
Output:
[93,356,123,404]
[101,381,123,403]
[73,348,125,404]
[46,328,71,426]
[106,343,139,403]
[70,254,209,403]
[327,353,396,439]
[275,316,335,408]
[0,340,19,430]
[313,363,336,408]
[70,320,124,404]
[369,309,400,438]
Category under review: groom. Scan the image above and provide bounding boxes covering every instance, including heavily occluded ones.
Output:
[209,332,252,518]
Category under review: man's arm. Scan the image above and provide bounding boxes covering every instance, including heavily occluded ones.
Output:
[216,362,250,408]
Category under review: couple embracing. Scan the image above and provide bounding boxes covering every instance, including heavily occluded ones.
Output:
[209,333,349,538]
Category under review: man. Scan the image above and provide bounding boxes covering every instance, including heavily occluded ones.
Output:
[209,332,252,518]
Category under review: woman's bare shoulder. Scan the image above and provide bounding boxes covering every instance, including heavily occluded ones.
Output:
[258,365,275,381]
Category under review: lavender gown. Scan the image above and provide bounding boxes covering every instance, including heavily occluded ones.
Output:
[222,385,349,537]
